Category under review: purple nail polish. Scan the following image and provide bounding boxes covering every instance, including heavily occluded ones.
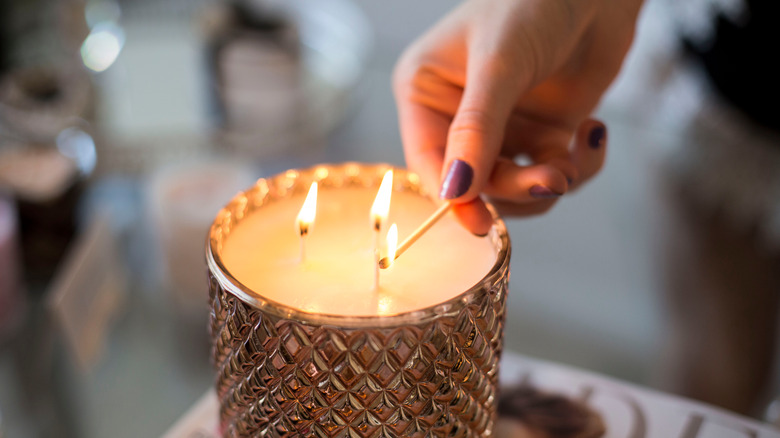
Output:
[588,124,606,149]
[529,184,562,199]
[439,159,474,199]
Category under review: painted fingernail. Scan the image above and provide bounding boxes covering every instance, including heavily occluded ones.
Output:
[529,184,562,199]
[588,124,606,149]
[439,159,474,199]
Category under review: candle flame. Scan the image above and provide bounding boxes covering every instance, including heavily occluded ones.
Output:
[385,223,398,268]
[370,170,393,231]
[297,182,318,236]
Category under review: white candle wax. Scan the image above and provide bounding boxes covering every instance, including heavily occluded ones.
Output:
[221,187,497,316]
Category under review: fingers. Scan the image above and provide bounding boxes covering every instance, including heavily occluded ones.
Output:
[483,158,568,202]
[450,158,568,233]
[491,198,559,218]
[488,118,606,201]
[569,118,607,190]
[484,115,575,204]
[449,119,607,231]
[451,198,493,236]
[467,118,605,225]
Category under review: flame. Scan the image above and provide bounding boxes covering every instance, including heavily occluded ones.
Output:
[296,182,318,235]
[370,170,393,230]
[385,223,398,268]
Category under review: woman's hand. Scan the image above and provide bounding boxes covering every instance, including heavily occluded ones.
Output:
[393,0,643,234]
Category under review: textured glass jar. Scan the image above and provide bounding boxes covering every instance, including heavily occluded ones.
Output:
[207,163,511,437]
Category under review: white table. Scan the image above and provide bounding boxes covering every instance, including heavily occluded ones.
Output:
[162,352,779,438]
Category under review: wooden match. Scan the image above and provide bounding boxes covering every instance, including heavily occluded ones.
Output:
[378,202,452,269]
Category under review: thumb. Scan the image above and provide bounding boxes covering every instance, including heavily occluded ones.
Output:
[438,59,525,202]
[438,0,593,203]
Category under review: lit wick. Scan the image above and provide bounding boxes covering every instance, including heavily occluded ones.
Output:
[370,170,393,288]
[378,202,451,269]
[296,182,318,263]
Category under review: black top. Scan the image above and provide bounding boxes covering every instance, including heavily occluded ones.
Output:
[684,0,780,134]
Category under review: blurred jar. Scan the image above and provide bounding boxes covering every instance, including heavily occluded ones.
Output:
[147,159,255,319]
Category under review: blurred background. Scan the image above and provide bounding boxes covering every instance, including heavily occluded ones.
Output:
[0,0,778,436]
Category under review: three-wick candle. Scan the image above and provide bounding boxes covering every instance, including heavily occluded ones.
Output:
[220,178,496,316]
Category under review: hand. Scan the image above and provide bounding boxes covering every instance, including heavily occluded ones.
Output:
[393,0,643,234]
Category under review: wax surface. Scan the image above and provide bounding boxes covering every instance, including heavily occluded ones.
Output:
[221,187,497,316]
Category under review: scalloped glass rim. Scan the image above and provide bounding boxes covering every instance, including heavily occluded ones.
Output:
[206,162,511,328]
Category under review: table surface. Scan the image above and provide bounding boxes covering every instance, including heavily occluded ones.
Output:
[161,352,780,438]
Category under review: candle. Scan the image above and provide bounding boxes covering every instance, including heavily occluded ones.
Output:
[207,163,510,437]
[221,185,496,316]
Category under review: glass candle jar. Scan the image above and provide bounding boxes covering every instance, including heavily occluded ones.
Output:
[206,163,511,437]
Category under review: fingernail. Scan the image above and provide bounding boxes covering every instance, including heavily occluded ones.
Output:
[529,184,562,199]
[439,159,473,199]
[588,124,606,149]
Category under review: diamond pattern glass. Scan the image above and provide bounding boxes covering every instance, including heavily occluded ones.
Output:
[207,163,511,437]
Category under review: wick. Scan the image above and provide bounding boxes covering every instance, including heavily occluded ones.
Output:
[299,226,308,263]
[379,202,451,269]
